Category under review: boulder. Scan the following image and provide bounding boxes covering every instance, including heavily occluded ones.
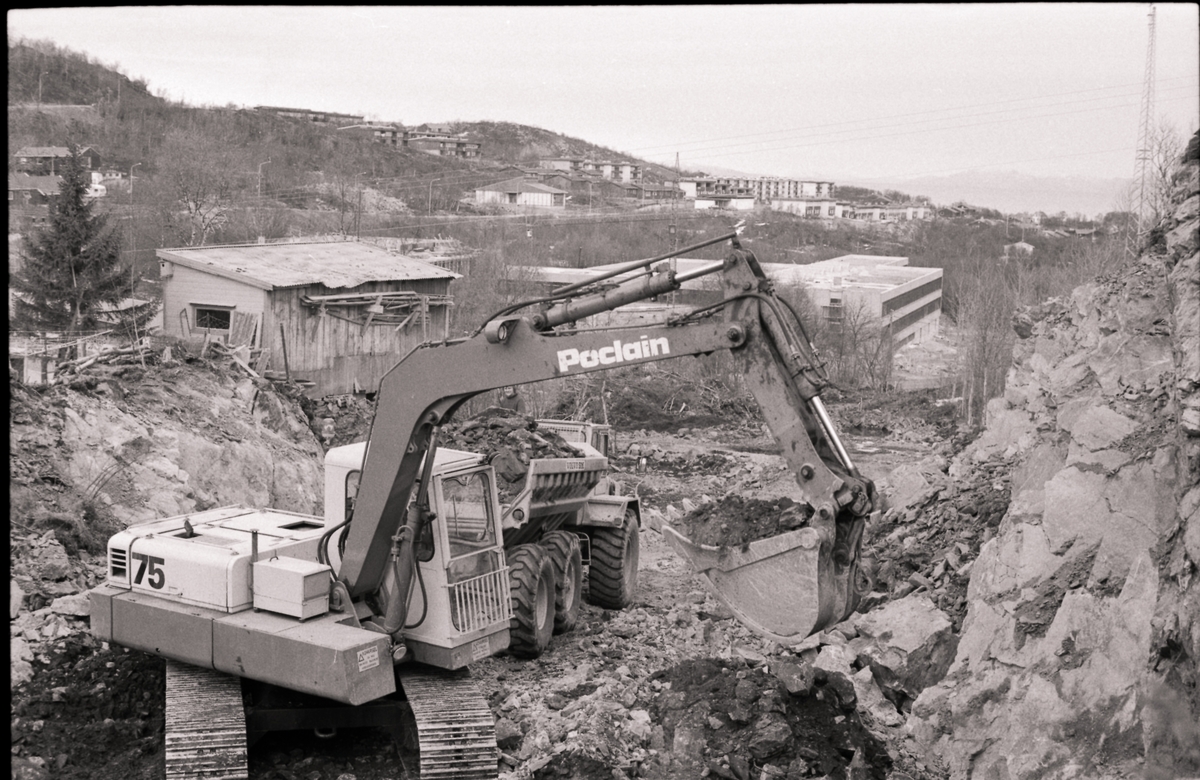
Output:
[11,757,50,780]
[747,713,793,761]
[33,540,72,581]
[50,592,91,617]
[812,643,855,679]
[494,717,523,751]
[850,594,957,700]
[771,661,814,696]
[851,667,904,727]
[884,464,930,510]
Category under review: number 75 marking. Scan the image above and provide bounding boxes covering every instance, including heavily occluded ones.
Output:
[132,553,166,589]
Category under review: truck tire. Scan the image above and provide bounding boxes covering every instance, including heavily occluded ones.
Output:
[586,509,639,610]
[507,544,555,658]
[539,531,583,634]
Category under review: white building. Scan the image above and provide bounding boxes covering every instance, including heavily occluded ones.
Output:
[474,178,568,210]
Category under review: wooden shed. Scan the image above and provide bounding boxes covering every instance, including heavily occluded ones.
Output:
[156,241,460,397]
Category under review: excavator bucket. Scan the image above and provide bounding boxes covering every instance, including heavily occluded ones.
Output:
[660,524,858,644]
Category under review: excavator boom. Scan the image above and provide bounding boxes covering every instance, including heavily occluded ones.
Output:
[342,239,876,641]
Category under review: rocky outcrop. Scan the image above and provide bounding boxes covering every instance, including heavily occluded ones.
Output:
[910,142,1200,779]
[11,364,325,527]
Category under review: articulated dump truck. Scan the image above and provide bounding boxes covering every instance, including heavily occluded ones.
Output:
[90,231,877,779]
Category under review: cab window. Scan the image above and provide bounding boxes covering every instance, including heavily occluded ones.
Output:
[441,470,500,585]
[345,471,360,520]
[441,471,496,558]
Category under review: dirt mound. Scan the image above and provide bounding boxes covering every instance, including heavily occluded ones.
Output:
[645,657,891,779]
[516,653,893,780]
[11,634,165,780]
[438,408,582,499]
[671,495,813,547]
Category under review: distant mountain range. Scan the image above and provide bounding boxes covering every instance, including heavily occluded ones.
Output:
[841,170,1132,217]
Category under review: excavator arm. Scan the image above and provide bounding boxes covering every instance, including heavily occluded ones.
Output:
[342,233,877,642]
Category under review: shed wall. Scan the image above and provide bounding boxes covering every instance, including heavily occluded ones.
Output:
[161,264,269,341]
[268,278,452,397]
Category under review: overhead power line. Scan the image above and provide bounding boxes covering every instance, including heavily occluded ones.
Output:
[629,74,1198,157]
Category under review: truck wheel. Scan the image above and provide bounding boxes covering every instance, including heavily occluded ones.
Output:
[586,509,639,610]
[507,544,555,658]
[539,531,582,634]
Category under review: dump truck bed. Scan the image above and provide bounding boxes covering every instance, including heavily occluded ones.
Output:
[500,455,608,546]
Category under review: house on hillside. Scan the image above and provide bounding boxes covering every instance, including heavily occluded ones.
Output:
[1004,241,1035,257]
[694,195,756,211]
[156,241,460,397]
[8,173,63,208]
[474,178,568,210]
[538,158,641,183]
[852,201,890,221]
[539,158,582,172]
[629,182,681,201]
[254,106,364,125]
[495,166,542,181]
[771,197,838,218]
[14,146,102,175]
[402,125,481,158]
[8,173,64,229]
[338,123,405,146]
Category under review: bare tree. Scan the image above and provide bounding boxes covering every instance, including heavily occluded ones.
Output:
[155,127,247,245]
[954,258,1017,425]
[1139,122,1186,232]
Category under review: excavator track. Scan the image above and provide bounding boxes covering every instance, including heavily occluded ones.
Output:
[399,667,499,779]
[164,660,249,780]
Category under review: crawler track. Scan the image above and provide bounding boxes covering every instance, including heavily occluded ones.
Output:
[164,660,248,780]
[400,667,499,779]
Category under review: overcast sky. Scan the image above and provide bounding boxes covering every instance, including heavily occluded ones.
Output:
[9,5,1199,184]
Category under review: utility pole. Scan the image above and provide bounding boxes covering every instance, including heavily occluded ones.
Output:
[257,160,271,199]
[38,71,47,106]
[670,152,680,252]
[129,163,142,331]
[355,172,367,239]
[428,177,441,214]
[1129,4,1157,257]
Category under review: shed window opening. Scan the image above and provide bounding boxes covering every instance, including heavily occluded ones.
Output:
[194,307,233,330]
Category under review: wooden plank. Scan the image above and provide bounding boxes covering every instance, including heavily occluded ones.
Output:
[228,311,259,347]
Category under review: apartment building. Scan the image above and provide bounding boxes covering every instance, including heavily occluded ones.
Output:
[402,125,481,158]
[538,158,641,183]
[681,177,835,202]
[255,106,364,125]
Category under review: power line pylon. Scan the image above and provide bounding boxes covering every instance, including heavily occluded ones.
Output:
[1129,3,1157,257]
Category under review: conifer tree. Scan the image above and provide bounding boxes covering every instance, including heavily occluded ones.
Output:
[11,145,155,343]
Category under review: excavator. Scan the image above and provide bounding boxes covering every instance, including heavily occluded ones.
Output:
[90,228,877,778]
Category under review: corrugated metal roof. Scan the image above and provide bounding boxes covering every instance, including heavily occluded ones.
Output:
[8,174,63,192]
[476,177,568,195]
[15,146,94,157]
[156,241,461,291]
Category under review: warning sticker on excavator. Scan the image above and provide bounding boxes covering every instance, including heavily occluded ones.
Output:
[357,646,380,673]
[470,638,491,661]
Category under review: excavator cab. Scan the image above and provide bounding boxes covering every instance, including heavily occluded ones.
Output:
[326,444,513,669]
